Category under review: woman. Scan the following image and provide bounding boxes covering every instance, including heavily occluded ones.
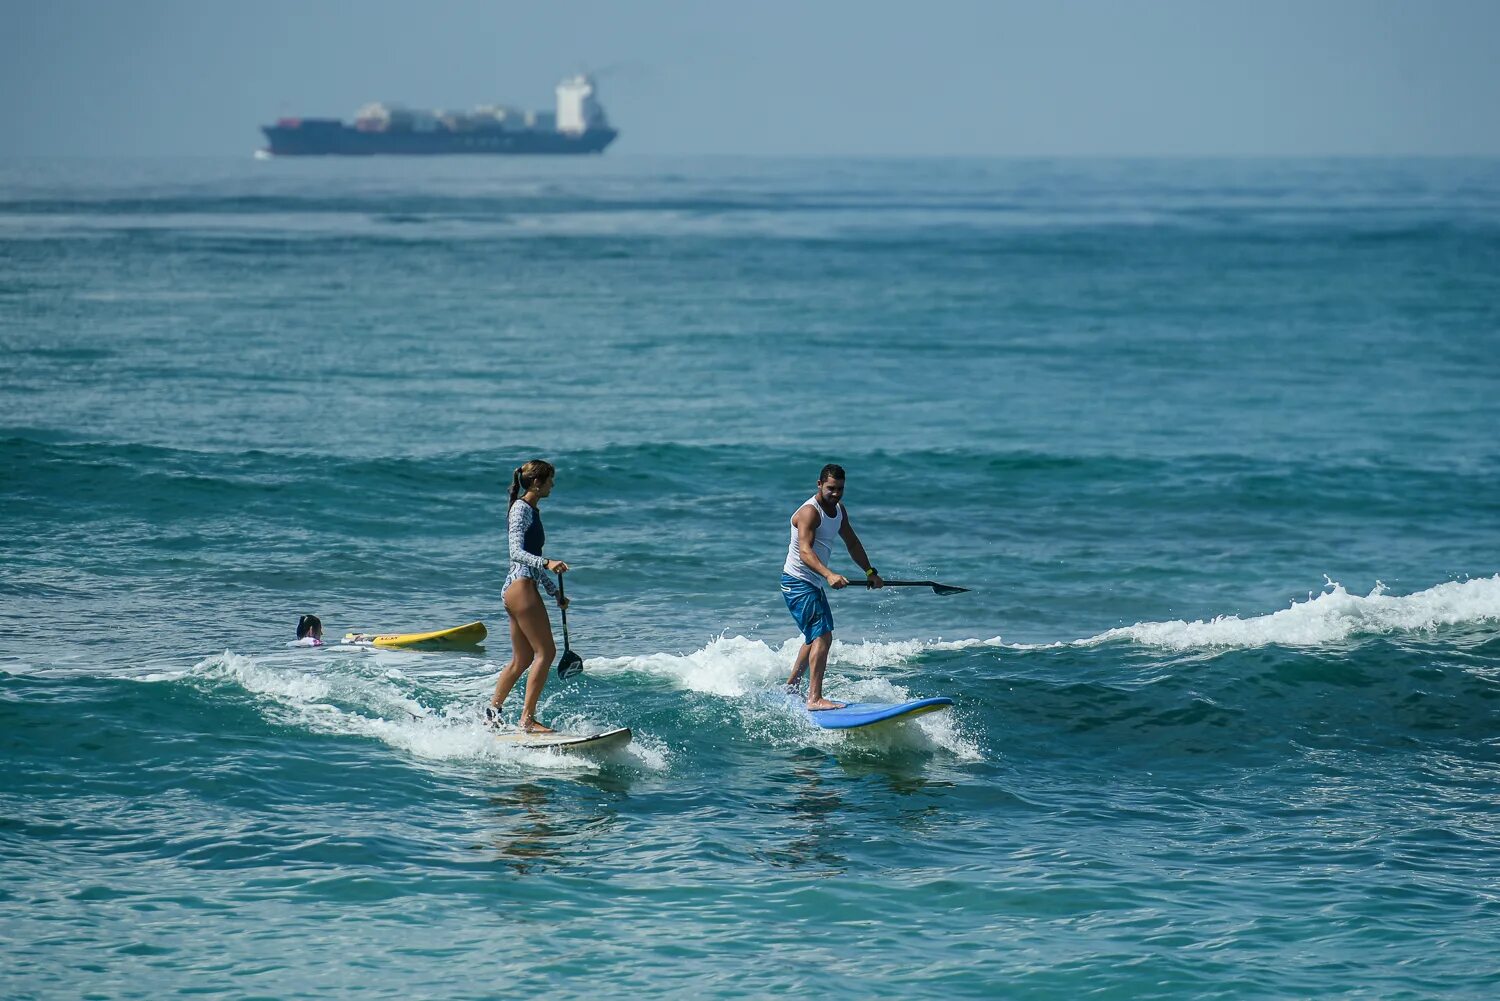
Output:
[294,614,324,646]
[487,459,570,733]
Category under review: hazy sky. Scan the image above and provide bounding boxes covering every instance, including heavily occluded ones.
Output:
[4,0,1498,157]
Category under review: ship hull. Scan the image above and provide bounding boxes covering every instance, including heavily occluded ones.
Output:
[261,122,617,156]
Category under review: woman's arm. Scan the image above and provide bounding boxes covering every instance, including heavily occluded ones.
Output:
[509,503,561,599]
[507,503,550,571]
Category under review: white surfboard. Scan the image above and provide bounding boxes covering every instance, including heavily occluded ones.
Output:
[493,727,632,754]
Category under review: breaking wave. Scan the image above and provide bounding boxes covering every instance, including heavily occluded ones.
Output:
[1081,576,1500,652]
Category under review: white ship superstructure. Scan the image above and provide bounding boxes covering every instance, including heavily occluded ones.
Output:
[555,75,609,135]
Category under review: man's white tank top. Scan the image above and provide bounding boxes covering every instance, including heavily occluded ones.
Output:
[783,496,843,588]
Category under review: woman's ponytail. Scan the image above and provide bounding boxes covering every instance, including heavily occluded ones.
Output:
[508,466,524,510]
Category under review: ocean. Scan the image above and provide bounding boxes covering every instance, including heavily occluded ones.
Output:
[3,154,1499,999]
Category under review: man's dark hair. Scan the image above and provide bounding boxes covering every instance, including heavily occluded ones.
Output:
[819,463,846,483]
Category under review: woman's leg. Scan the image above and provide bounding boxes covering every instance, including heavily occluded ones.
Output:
[490,599,535,717]
[502,577,557,731]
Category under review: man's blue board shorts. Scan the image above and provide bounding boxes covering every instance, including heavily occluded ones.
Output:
[781,573,833,643]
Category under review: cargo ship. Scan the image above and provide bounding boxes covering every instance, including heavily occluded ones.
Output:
[260,75,616,156]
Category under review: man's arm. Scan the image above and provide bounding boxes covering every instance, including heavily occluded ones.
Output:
[796,507,848,589]
[838,507,884,588]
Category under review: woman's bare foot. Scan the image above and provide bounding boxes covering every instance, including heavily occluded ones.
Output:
[806,698,847,711]
[520,718,557,734]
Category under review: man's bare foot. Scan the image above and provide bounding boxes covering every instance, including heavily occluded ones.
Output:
[520,718,557,734]
[806,698,846,711]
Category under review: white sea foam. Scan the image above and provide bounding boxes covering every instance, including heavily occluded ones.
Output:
[587,633,1001,697]
[1080,575,1500,652]
[189,649,337,703]
[158,650,653,772]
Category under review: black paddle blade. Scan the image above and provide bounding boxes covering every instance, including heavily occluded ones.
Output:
[929,583,970,595]
[556,648,584,680]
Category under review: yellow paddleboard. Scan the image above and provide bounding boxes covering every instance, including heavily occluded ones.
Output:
[343,621,487,650]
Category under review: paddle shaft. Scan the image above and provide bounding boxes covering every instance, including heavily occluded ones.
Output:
[844,578,970,595]
[557,573,572,650]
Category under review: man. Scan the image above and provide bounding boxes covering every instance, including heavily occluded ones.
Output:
[781,464,884,710]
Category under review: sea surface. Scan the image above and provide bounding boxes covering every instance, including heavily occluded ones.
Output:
[3,154,1500,999]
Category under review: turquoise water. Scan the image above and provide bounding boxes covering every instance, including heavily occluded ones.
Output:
[3,155,1500,998]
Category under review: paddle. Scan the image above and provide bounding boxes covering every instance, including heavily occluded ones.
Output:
[850,578,970,596]
[555,572,584,679]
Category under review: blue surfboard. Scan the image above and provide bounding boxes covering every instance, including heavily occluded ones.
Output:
[801,697,954,730]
